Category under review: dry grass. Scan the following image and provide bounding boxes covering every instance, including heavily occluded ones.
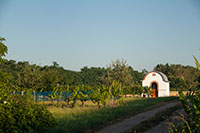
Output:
[47,97,138,116]
[43,97,178,133]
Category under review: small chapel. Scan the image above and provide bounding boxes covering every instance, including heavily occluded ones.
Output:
[142,71,170,97]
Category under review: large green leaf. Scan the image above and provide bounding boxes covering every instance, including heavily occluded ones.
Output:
[179,90,185,101]
[193,56,200,71]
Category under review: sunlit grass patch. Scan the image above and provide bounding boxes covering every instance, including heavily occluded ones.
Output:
[47,96,178,133]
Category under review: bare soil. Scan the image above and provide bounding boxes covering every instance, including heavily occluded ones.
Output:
[96,101,181,133]
[145,109,185,133]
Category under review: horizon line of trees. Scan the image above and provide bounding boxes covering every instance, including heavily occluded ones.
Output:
[1,36,200,92]
[154,63,200,90]
[0,59,147,91]
[0,59,200,92]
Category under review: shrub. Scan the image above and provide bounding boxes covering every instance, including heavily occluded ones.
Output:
[0,93,57,133]
[168,56,200,132]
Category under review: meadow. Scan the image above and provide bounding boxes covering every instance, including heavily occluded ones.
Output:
[45,96,178,133]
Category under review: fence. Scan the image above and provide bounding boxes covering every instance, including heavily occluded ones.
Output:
[13,91,117,102]
[13,91,73,102]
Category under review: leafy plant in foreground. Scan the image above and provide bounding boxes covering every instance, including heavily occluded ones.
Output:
[169,56,200,133]
[0,93,57,133]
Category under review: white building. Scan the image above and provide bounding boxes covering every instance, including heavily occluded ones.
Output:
[142,71,170,97]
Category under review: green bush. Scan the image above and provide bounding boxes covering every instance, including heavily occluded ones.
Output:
[0,94,57,133]
[169,56,200,132]
[178,89,200,132]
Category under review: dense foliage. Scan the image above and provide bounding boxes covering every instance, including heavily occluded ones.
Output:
[169,56,200,132]
[0,94,56,132]
[154,63,200,90]
[1,58,199,92]
[41,59,150,108]
[101,59,133,87]
[0,59,145,91]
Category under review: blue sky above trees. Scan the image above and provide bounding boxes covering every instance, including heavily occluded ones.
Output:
[0,0,200,71]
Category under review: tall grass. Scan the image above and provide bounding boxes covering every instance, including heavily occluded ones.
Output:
[46,97,178,133]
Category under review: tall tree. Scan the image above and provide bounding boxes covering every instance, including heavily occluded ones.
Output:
[0,37,10,90]
[101,59,133,89]
[16,63,43,91]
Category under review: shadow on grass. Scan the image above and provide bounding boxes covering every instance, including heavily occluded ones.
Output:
[42,97,178,133]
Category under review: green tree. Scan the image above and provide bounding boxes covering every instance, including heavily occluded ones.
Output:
[70,86,80,108]
[111,80,123,105]
[16,63,43,91]
[101,59,133,106]
[128,66,146,85]
[80,66,106,86]
[89,85,110,108]
[0,37,7,63]
[0,37,11,92]
[101,59,133,89]
[154,63,200,90]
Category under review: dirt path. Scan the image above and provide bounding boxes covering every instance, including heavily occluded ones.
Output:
[145,109,185,133]
[96,101,181,133]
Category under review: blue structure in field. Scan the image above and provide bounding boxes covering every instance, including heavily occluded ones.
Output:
[14,91,116,102]
[13,91,73,102]
[34,91,73,101]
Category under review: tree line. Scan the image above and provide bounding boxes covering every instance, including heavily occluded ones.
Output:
[154,63,200,90]
[1,60,199,91]
[0,59,146,92]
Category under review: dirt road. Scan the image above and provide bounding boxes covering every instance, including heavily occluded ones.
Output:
[96,101,181,133]
[145,109,184,133]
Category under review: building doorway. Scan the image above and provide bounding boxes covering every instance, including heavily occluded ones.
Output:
[151,82,158,98]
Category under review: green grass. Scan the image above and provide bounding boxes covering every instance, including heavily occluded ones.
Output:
[46,96,178,133]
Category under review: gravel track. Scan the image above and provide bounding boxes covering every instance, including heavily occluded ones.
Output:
[96,101,181,133]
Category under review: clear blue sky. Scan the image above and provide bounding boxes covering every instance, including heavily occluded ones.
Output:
[0,0,200,71]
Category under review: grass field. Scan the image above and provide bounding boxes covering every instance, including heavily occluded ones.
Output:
[46,96,178,133]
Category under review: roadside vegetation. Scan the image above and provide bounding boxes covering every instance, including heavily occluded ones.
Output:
[47,96,178,133]
[168,57,200,132]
